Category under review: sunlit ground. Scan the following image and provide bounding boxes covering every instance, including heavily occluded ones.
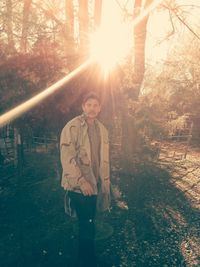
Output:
[181,238,200,266]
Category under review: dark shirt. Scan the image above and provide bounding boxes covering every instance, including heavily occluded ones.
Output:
[87,122,100,181]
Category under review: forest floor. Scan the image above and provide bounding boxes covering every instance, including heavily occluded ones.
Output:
[0,143,199,267]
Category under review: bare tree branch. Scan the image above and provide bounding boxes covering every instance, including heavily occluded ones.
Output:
[115,0,133,19]
[162,3,200,40]
[175,4,200,9]
[173,10,200,40]
[32,1,64,27]
[155,8,175,44]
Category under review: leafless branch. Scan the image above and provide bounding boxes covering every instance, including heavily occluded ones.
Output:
[32,1,64,27]
[115,0,123,10]
[147,7,175,47]
[167,8,175,37]
[173,11,200,40]
[175,4,200,9]
[162,3,200,41]
[115,0,133,19]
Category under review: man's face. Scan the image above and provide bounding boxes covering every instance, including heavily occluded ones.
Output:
[82,98,101,119]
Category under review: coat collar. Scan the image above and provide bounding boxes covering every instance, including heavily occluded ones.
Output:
[79,113,99,127]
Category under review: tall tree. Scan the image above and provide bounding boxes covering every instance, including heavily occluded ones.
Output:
[121,0,152,170]
[5,0,15,53]
[20,0,32,53]
[94,0,102,29]
[65,0,74,42]
[132,0,152,99]
[64,0,75,59]
[78,0,89,56]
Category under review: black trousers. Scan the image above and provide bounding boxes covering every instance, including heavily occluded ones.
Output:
[68,191,97,267]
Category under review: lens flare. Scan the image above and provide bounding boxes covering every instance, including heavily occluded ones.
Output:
[90,0,164,74]
[0,59,93,128]
[0,0,165,127]
[90,23,131,75]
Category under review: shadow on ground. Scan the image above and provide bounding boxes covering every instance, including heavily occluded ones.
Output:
[0,151,199,267]
[102,162,199,267]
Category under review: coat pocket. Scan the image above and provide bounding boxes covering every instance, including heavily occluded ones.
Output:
[78,149,90,166]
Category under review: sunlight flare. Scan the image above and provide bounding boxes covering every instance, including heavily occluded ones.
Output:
[90,0,165,74]
[90,0,132,75]
[90,23,131,75]
[0,0,166,127]
[0,60,93,128]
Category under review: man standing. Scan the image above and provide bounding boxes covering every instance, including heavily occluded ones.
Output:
[60,92,110,267]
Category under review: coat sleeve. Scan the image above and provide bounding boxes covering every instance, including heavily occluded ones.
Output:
[60,124,87,190]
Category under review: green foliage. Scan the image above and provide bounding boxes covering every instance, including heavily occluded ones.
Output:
[139,36,200,142]
[0,0,97,134]
[0,43,69,133]
[127,95,167,140]
[164,114,191,136]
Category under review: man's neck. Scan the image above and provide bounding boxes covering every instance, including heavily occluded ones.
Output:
[86,118,95,125]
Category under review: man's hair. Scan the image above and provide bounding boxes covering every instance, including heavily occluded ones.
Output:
[82,92,101,105]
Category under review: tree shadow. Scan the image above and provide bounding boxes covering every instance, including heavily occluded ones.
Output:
[101,161,199,267]
[0,151,78,267]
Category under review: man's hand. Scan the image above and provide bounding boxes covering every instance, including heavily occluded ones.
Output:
[80,180,94,196]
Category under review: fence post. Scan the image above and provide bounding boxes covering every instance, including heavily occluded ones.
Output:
[14,128,25,265]
[15,129,23,175]
[45,136,48,152]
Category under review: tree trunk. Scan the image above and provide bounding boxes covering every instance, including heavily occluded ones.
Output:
[121,0,151,171]
[132,0,152,99]
[78,0,89,56]
[121,114,139,171]
[65,0,74,47]
[20,0,32,53]
[6,0,15,53]
[94,0,102,29]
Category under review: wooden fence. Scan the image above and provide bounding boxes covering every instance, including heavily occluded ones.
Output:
[0,125,59,185]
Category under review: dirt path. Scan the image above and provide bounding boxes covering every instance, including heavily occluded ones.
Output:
[0,149,199,267]
[101,158,200,267]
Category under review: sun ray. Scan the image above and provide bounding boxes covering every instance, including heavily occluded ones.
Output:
[0,59,93,128]
[90,22,131,76]
[90,0,165,73]
[0,0,165,127]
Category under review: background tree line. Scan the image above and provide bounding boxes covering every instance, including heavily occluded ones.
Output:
[0,0,200,167]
